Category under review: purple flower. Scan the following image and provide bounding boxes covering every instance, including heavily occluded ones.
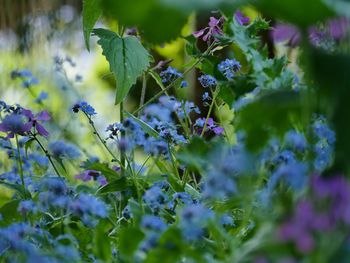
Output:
[272,24,301,47]
[235,11,250,25]
[193,16,225,43]
[194,117,224,135]
[75,170,107,186]
[22,109,50,137]
[327,17,349,40]
[0,113,29,138]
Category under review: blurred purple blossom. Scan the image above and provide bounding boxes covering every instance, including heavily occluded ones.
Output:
[22,109,51,137]
[193,16,225,43]
[235,11,250,26]
[75,170,107,186]
[279,175,350,253]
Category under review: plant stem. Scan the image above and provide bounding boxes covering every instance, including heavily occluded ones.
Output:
[120,102,126,176]
[85,113,123,167]
[133,42,217,115]
[200,88,219,137]
[139,73,148,115]
[33,135,61,177]
[15,135,26,198]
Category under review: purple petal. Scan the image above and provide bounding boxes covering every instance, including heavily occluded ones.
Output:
[6,133,14,139]
[22,122,33,132]
[75,171,92,182]
[208,17,220,27]
[206,118,214,127]
[272,24,301,47]
[22,109,34,119]
[235,11,250,25]
[98,176,108,186]
[0,123,7,132]
[193,29,206,38]
[36,123,49,137]
[213,126,224,135]
[36,111,51,121]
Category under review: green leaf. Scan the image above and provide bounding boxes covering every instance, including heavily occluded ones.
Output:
[124,111,159,138]
[96,177,128,195]
[236,90,309,151]
[83,0,102,51]
[82,161,120,181]
[307,48,350,171]
[0,200,21,226]
[101,0,188,43]
[255,0,334,28]
[93,221,112,261]
[176,136,218,172]
[0,182,31,199]
[118,227,145,258]
[93,28,151,104]
[24,138,35,159]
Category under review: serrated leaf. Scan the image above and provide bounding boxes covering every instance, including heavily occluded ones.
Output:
[124,111,159,138]
[83,0,102,51]
[93,28,151,104]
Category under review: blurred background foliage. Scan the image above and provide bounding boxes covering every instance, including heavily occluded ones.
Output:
[1,0,350,180]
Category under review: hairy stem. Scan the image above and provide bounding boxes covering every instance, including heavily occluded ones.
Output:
[15,135,27,198]
[33,135,61,177]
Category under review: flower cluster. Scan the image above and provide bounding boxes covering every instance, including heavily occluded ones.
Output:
[72,101,97,116]
[198,74,217,88]
[218,58,242,80]
[160,66,187,87]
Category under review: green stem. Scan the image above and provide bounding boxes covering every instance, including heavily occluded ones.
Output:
[133,42,217,115]
[200,88,219,137]
[139,73,148,115]
[120,102,126,176]
[85,113,122,166]
[33,135,61,177]
[15,135,26,198]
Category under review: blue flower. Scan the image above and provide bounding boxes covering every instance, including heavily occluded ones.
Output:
[35,91,48,104]
[218,58,241,80]
[160,67,183,85]
[72,102,97,116]
[0,113,29,138]
[18,200,37,214]
[142,186,168,212]
[284,130,307,152]
[198,74,217,88]
[179,204,214,241]
[49,140,81,159]
[141,215,167,232]
[69,193,108,226]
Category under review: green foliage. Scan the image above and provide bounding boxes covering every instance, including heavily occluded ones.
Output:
[307,48,350,171]
[236,90,308,151]
[83,0,102,51]
[96,177,128,195]
[118,227,145,258]
[124,111,159,138]
[93,221,112,261]
[255,0,334,27]
[93,28,151,104]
